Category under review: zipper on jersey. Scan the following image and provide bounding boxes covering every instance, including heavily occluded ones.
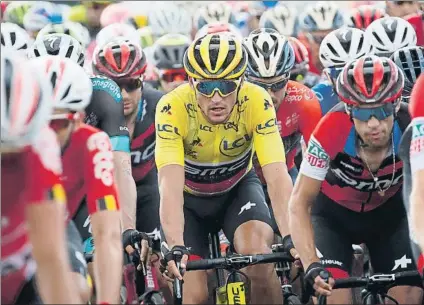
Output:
[361,191,373,213]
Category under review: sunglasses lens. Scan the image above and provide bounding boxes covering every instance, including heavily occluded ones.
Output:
[196,80,238,97]
[352,104,395,122]
[272,78,289,91]
[117,79,142,92]
[161,70,188,82]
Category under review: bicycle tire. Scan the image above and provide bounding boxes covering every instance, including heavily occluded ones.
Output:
[285,295,302,305]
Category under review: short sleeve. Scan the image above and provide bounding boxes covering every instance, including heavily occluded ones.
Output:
[248,85,286,166]
[27,127,66,205]
[85,131,120,214]
[154,93,186,170]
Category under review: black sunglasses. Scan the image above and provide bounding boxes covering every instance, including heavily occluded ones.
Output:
[248,77,289,92]
[116,79,143,92]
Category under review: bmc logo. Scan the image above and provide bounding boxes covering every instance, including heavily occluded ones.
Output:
[131,141,155,164]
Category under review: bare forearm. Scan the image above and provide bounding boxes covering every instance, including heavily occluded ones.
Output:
[410,187,424,250]
[268,176,293,237]
[289,196,319,269]
[36,256,80,304]
[93,234,123,303]
[114,155,136,230]
[159,190,185,248]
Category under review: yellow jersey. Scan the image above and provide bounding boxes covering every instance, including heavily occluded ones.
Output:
[155,82,286,196]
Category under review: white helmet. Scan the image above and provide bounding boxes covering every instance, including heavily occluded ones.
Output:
[195,2,237,30]
[37,21,90,48]
[29,56,93,112]
[320,28,374,69]
[28,33,85,67]
[23,1,64,33]
[243,28,295,78]
[300,1,345,32]
[365,16,417,57]
[148,3,192,37]
[1,50,53,148]
[96,22,139,48]
[259,3,299,37]
[1,22,32,52]
[194,22,243,41]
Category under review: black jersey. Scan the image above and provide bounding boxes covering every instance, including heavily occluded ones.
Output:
[85,76,130,152]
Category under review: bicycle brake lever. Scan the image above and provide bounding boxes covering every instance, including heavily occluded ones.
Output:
[369,274,395,282]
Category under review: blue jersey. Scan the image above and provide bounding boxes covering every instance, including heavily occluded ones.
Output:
[311,81,341,116]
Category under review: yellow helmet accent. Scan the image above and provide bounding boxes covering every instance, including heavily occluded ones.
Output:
[183,33,247,80]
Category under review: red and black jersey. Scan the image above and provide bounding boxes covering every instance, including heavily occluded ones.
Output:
[130,84,163,184]
[300,103,411,212]
[61,124,119,219]
[1,127,65,304]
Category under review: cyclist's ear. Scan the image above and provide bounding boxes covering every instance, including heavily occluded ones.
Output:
[188,77,195,90]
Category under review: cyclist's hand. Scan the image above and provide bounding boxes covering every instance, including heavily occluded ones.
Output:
[160,245,189,281]
[282,235,301,267]
[122,229,152,265]
[304,262,334,297]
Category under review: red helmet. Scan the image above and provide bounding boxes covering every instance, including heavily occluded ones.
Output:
[349,5,386,30]
[288,37,309,80]
[336,55,404,106]
[92,38,147,80]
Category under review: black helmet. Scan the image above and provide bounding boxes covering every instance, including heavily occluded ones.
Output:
[391,46,424,95]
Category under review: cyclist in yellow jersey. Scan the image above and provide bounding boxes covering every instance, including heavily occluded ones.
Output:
[156,33,294,304]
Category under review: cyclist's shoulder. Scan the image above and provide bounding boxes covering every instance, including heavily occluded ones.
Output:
[32,127,63,176]
[238,81,272,113]
[143,82,165,104]
[313,104,351,141]
[66,4,87,24]
[157,83,193,107]
[90,75,122,104]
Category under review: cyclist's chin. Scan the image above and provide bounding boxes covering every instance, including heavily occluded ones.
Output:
[206,110,231,125]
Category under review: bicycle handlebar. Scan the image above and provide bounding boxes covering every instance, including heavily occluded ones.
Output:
[332,270,423,289]
[317,271,423,305]
[186,252,294,271]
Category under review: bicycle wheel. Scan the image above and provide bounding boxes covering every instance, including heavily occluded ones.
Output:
[285,294,302,305]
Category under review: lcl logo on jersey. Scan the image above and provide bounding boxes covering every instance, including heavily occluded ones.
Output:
[256,118,277,135]
[220,134,252,157]
[157,124,181,140]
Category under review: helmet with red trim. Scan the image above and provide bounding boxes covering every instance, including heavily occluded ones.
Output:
[348,5,386,30]
[92,37,147,80]
[335,55,404,106]
[288,37,309,81]
[1,50,53,148]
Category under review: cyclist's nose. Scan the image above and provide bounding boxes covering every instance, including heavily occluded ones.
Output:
[211,91,223,102]
[367,116,381,128]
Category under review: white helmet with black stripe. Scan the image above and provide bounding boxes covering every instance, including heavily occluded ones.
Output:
[28,33,85,67]
[259,3,299,37]
[28,56,93,112]
[300,1,345,32]
[320,27,374,68]
[1,22,32,52]
[365,16,417,57]
[243,28,295,78]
